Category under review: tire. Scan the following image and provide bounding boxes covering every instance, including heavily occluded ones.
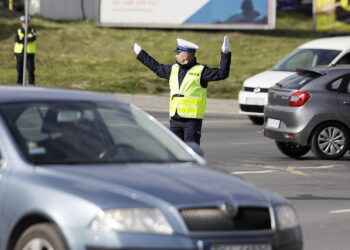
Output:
[14,223,67,250]
[275,141,310,158]
[311,122,349,160]
[248,116,264,125]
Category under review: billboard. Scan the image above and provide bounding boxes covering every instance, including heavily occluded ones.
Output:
[99,0,276,30]
[315,0,350,30]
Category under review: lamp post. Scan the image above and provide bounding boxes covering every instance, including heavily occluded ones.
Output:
[22,0,29,85]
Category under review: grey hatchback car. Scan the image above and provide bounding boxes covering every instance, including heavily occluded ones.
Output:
[264,66,350,160]
[0,86,302,250]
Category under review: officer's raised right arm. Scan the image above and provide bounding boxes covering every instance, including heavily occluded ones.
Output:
[134,43,142,55]
[134,42,172,80]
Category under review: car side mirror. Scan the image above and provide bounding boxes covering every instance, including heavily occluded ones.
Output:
[186,142,204,157]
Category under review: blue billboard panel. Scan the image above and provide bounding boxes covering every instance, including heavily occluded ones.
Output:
[99,0,275,30]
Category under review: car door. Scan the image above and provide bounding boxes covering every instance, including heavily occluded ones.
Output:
[336,74,350,124]
[0,117,9,247]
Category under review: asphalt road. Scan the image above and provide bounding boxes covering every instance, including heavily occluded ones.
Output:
[148,110,350,250]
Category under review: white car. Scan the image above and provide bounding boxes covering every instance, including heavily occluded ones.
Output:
[238,36,350,124]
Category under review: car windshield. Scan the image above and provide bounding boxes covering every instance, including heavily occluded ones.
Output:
[272,49,341,71]
[0,101,197,165]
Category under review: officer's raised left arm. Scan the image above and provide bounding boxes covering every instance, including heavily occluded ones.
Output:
[222,36,230,54]
[201,36,231,82]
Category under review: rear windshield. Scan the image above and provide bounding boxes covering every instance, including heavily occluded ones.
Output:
[275,74,317,90]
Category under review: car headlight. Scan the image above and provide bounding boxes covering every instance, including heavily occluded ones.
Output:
[275,205,299,230]
[90,208,173,234]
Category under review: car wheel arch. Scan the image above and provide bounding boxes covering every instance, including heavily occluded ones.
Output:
[307,120,350,146]
[7,213,67,250]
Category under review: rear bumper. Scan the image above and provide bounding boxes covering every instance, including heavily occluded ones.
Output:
[263,105,313,146]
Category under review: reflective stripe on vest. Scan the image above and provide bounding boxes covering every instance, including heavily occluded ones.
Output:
[14,29,36,54]
[169,64,206,119]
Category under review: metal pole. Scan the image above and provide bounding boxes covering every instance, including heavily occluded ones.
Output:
[9,0,13,11]
[22,0,29,86]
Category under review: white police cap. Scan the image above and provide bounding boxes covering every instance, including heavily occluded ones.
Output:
[20,16,31,22]
[175,38,199,53]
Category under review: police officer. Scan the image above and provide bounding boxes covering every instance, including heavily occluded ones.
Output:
[14,16,37,85]
[134,36,231,145]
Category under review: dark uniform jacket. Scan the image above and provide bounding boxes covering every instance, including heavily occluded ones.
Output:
[137,50,231,119]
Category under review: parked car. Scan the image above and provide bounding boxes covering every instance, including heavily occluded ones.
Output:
[239,36,350,124]
[264,66,350,160]
[0,86,302,250]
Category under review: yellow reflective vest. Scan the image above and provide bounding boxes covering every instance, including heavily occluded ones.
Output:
[14,28,36,54]
[169,64,206,119]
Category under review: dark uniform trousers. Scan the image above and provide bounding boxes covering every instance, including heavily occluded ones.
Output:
[170,118,203,145]
[16,54,35,85]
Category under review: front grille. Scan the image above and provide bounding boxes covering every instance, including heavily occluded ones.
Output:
[180,207,271,232]
[244,87,269,93]
[240,104,264,113]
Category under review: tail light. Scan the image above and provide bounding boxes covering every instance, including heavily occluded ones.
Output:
[289,91,311,107]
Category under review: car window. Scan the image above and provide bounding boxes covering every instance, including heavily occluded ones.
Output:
[342,77,350,94]
[16,106,48,142]
[336,53,350,65]
[327,78,343,91]
[0,102,197,165]
[273,49,341,71]
[276,74,316,90]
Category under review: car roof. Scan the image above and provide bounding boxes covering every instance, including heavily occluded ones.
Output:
[0,85,125,104]
[298,36,350,51]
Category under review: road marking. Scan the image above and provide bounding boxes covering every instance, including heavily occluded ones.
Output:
[230,164,343,176]
[263,165,309,176]
[228,142,267,145]
[329,209,350,214]
[231,170,277,175]
[298,165,341,169]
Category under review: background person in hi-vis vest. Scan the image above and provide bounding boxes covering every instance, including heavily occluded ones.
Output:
[14,16,37,85]
[134,36,231,145]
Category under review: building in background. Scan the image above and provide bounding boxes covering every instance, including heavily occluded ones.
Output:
[12,0,97,20]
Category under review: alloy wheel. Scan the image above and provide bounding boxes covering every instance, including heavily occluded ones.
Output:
[317,127,345,156]
[22,238,54,250]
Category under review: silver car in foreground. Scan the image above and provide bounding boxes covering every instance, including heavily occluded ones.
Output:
[264,66,350,160]
[0,86,302,250]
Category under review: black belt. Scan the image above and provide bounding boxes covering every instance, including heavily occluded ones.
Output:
[171,94,184,100]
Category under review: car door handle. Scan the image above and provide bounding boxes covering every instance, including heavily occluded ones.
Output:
[343,101,350,105]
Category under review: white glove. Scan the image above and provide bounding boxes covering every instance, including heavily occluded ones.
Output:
[134,43,142,55]
[222,36,230,53]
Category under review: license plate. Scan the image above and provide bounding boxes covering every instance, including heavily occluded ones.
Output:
[246,97,264,105]
[266,118,280,128]
[211,244,272,250]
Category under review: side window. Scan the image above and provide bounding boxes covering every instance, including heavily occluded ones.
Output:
[327,75,350,93]
[336,53,350,65]
[345,80,350,94]
[327,78,343,91]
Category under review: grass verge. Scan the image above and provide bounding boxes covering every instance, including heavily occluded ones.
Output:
[0,10,323,99]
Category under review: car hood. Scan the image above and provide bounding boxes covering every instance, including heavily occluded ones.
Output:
[37,163,277,208]
[244,70,295,88]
